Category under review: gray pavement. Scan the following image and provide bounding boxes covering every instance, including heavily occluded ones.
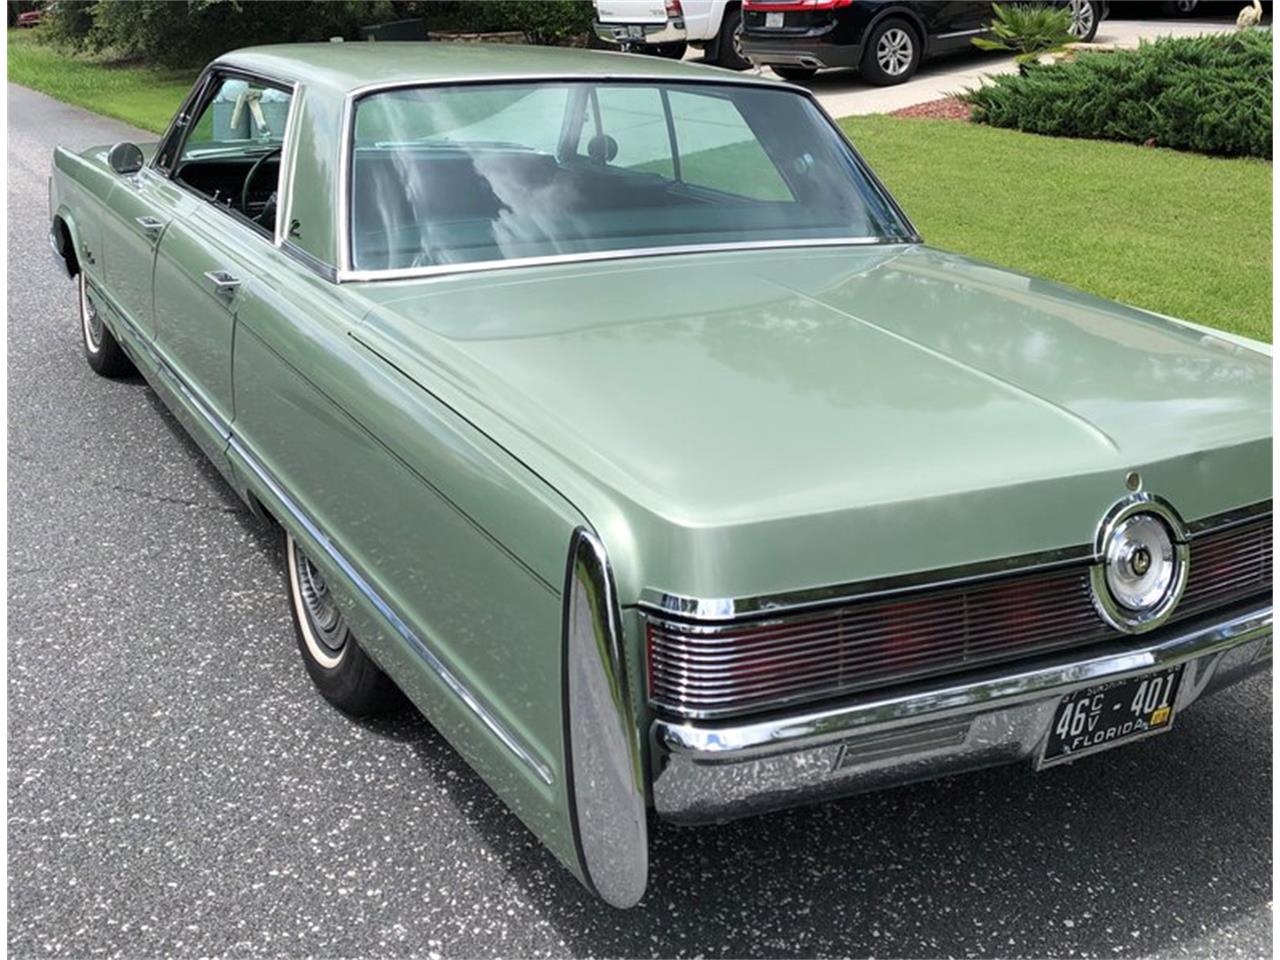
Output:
[7,82,1273,959]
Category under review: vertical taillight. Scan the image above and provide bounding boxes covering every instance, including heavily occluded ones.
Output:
[666,0,683,17]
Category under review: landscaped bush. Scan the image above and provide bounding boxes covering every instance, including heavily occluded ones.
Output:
[38,0,595,69]
[963,29,1273,159]
[971,2,1074,65]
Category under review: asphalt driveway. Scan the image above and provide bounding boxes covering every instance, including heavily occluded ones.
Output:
[7,83,1273,959]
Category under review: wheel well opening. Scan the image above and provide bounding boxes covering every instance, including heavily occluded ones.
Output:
[875,11,925,47]
[52,215,79,278]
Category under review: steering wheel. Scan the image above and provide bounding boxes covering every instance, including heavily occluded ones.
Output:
[241,146,283,219]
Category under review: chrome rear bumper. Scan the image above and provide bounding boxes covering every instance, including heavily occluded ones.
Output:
[651,603,1271,823]
[593,18,687,47]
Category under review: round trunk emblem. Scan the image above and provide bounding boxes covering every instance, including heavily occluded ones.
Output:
[1090,495,1189,633]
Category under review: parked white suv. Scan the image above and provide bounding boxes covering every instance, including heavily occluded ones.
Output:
[592,1,751,69]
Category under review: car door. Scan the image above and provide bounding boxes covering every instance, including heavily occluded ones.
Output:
[929,1,993,48]
[150,71,294,453]
[98,165,188,339]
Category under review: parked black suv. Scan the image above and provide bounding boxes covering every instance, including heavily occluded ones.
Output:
[741,0,1108,84]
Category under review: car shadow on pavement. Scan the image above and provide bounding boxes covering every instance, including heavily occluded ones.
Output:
[358,674,1270,958]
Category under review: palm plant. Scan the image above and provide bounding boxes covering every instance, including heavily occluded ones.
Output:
[973,3,1076,65]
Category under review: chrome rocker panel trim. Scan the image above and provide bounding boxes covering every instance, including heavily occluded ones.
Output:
[651,602,1272,823]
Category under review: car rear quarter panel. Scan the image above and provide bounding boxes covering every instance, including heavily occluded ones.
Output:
[226,258,591,880]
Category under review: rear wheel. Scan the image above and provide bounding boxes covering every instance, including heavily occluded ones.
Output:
[79,272,134,378]
[711,6,751,69]
[860,18,921,86]
[772,65,818,81]
[286,532,401,716]
[650,40,688,59]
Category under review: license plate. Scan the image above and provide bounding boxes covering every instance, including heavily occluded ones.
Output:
[765,11,784,27]
[1038,666,1183,768]
[626,24,644,38]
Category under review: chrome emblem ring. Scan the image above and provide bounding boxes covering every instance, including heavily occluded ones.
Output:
[1090,494,1189,633]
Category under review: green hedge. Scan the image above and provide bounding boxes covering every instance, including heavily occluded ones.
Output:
[963,30,1273,159]
[40,0,594,69]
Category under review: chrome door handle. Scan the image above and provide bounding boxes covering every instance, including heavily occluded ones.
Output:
[134,215,165,239]
[203,269,242,298]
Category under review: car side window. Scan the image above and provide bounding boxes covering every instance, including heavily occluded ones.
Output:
[585,86,675,179]
[172,74,293,236]
[667,90,793,202]
[180,77,292,162]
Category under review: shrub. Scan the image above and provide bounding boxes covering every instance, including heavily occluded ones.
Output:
[37,0,96,46]
[971,3,1074,65]
[36,0,595,69]
[963,29,1273,159]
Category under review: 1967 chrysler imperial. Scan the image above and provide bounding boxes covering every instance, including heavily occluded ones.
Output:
[49,43,1271,908]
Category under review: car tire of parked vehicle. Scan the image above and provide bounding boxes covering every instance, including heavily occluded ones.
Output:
[1068,0,1101,42]
[1160,0,1199,15]
[285,532,402,716]
[772,65,818,81]
[859,18,921,86]
[651,41,689,59]
[78,272,134,378]
[712,6,751,70]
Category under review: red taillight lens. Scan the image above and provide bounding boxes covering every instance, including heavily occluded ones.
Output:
[744,0,853,10]
[666,0,683,16]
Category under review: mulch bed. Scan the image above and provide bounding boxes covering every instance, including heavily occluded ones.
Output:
[890,97,973,121]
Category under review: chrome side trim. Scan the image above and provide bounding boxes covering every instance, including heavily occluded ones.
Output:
[562,528,649,909]
[655,602,1272,760]
[638,499,1272,623]
[227,434,554,786]
[935,27,985,39]
[335,75,920,282]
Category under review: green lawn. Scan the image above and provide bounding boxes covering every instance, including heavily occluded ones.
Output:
[841,115,1272,342]
[8,28,1270,340]
[7,29,196,133]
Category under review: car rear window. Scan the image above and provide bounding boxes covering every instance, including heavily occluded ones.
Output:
[348,80,913,273]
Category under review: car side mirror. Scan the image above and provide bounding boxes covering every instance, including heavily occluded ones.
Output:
[107,142,144,176]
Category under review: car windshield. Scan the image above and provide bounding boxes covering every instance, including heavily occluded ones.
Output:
[348,80,914,273]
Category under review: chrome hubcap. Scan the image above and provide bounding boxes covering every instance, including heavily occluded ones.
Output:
[731,22,744,60]
[292,541,348,657]
[876,28,913,76]
[1068,0,1094,38]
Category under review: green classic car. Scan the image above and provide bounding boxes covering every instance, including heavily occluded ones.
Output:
[49,42,1271,908]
